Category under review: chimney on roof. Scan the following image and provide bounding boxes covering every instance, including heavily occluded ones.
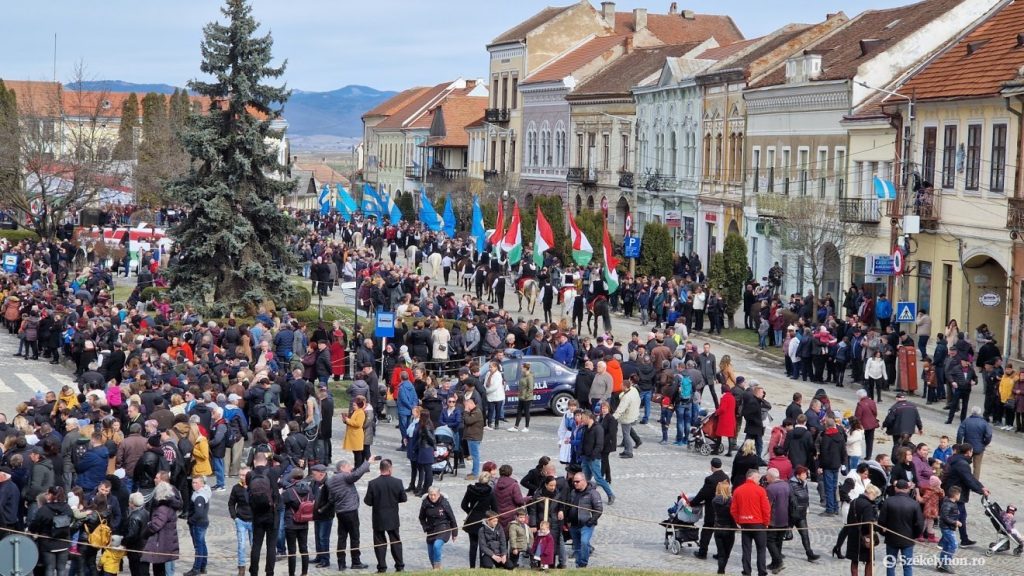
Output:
[625,34,634,53]
[634,8,648,32]
[601,1,616,27]
[668,2,678,14]
[681,9,695,19]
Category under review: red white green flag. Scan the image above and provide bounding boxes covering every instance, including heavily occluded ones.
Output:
[601,218,620,294]
[534,207,555,268]
[501,201,523,264]
[568,211,593,266]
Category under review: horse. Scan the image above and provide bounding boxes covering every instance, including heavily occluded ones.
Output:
[587,295,612,337]
[457,257,475,291]
[561,285,578,317]
[516,278,540,314]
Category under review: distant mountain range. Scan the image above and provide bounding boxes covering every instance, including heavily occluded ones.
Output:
[68,80,396,141]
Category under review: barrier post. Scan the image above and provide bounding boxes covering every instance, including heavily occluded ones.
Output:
[869,522,876,574]
[543,496,550,523]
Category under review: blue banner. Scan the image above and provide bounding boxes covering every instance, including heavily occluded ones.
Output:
[442,195,456,237]
[361,184,385,219]
[418,188,443,232]
[471,196,486,254]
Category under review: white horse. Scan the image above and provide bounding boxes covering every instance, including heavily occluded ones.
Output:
[517,278,540,314]
[404,244,418,268]
[427,251,443,282]
[561,285,578,317]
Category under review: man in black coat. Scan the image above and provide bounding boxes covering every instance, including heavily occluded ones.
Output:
[741,383,770,457]
[878,480,925,567]
[574,361,595,408]
[364,458,407,573]
[691,457,729,559]
[941,444,990,545]
[882,391,924,452]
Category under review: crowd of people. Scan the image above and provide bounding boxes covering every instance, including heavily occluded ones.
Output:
[0,212,1019,576]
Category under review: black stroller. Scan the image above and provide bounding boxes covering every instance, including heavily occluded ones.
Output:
[660,493,702,555]
[982,497,1023,556]
[431,425,459,480]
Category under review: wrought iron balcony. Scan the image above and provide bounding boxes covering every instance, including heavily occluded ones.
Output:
[484,108,510,124]
[892,188,941,224]
[1009,196,1024,230]
[566,167,583,182]
[756,193,789,219]
[641,172,677,192]
[404,166,421,180]
[483,169,499,182]
[838,198,881,224]
[618,171,633,189]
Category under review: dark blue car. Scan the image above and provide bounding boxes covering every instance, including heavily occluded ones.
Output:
[500,355,577,416]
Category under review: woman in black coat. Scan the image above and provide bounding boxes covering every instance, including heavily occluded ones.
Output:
[461,472,498,568]
[419,487,459,570]
[730,439,763,488]
[844,485,881,574]
[598,401,617,484]
[28,486,74,576]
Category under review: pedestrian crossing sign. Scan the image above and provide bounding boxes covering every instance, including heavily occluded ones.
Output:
[896,301,916,323]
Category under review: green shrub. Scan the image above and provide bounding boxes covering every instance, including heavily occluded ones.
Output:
[0,229,40,243]
[283,285,312,311]
[140,286,169,301]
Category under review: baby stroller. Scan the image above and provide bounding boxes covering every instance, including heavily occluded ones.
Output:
[982,497,1023,556]
[690,409,720,456]
[660,493,702,555]
[431,426,458,481]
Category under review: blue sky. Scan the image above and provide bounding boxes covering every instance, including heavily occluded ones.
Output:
[3,1,910,92]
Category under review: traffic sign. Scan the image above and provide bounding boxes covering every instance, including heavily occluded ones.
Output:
[1,254,17,274]
[623,236,641,258]
[892,248,904,276]
[896,301,916,323]
[870,254,895,276]
[375,309,395,338]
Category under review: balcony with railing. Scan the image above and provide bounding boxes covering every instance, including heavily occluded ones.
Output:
[1009,196,1024,230]
[483,169,499,182]
[567,167,598,185]
[428,167,467,180]
[892,188,941,225]
[756,193,789,219]
[484,108,510,124]
[838,198,882,224]
[618,171,633,189]
[405,165,421,180]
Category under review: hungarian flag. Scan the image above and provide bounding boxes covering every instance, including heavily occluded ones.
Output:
[489,200,505,248]
[534,207,554,268]
[568,211,593,266]
[601,218,620,294]
[501,201,523,264]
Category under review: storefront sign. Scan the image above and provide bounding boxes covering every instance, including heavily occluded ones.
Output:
[704,213,718,223]
[869,254,895,276]
[979,292,1001,308]
[665,210,681,228]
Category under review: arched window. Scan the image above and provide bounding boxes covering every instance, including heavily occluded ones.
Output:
[715,133,723,180]
[541,121,551,167]
[733,133,744,183]
[703,134,712,178]
[575,194,583,213]
[586,195,595,210]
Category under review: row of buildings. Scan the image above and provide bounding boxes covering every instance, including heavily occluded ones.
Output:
[365,0,1024,357]
[1,80,352,211]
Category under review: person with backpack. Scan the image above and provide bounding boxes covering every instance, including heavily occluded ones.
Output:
[30,486,74,576]
[282,468,313,576]
[224,394,249,478]
[247,452,281,576]
[673,365,695,447]
[185,476,211,576]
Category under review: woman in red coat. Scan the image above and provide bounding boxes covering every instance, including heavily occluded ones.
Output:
[714,386,738,456]
[330,340,345,380]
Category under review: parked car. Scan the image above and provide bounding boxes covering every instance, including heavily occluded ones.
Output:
[500,355,577,416]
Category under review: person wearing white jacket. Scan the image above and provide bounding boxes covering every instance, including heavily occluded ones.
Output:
[483,361,505,430]
[864,350,887,402]
[613,377,641,458]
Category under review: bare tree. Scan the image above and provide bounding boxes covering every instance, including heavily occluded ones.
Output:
[764,195,869,298]
[0,63,128,238]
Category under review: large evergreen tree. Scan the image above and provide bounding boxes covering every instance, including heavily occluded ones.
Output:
[135,92,169,204]
[0,81,18,199]
[167,0,295,315]
[112,93,139,160]
[638,222,673,277]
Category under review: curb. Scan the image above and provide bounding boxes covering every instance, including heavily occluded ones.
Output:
[698,332,786,368]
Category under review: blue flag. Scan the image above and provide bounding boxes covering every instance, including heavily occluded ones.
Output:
[442,195,456,237]
[361,184,385,219]
[418,188,443,232]
[319,184,331,215]
[386,192,403,224]
[874,176,896,200]
[471,196,486,253]
[336,184,358,213]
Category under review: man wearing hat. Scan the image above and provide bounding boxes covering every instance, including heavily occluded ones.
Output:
[882,391,924,457]
[691,457,729,560]
[307,463,333,569]
[878,479,925,573]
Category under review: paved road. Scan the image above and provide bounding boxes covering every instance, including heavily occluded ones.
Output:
[2,286,1023,573]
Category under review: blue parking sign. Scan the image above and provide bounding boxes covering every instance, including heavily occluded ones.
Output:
[623,236,641,258]
[375,309,395,338]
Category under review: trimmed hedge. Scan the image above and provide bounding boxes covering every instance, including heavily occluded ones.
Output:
[283,285,312,312]
[0,229,40,242]
[140,286,169,301]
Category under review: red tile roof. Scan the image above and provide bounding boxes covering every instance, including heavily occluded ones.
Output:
[524,35,629,84]
[568,42,702,98]
[753,0,967,88]
[62,90,211,120]
[375,83,452,130]
[697,37,761,61]
[900,0,1024,100]
[614,11,743,45]
[426,96,489,147]
[2,80,62,117]
[490,5,575,46]
[292,159,351,188]
[362,87,430,119]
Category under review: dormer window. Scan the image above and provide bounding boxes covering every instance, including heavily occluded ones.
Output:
[100,99,111,110]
